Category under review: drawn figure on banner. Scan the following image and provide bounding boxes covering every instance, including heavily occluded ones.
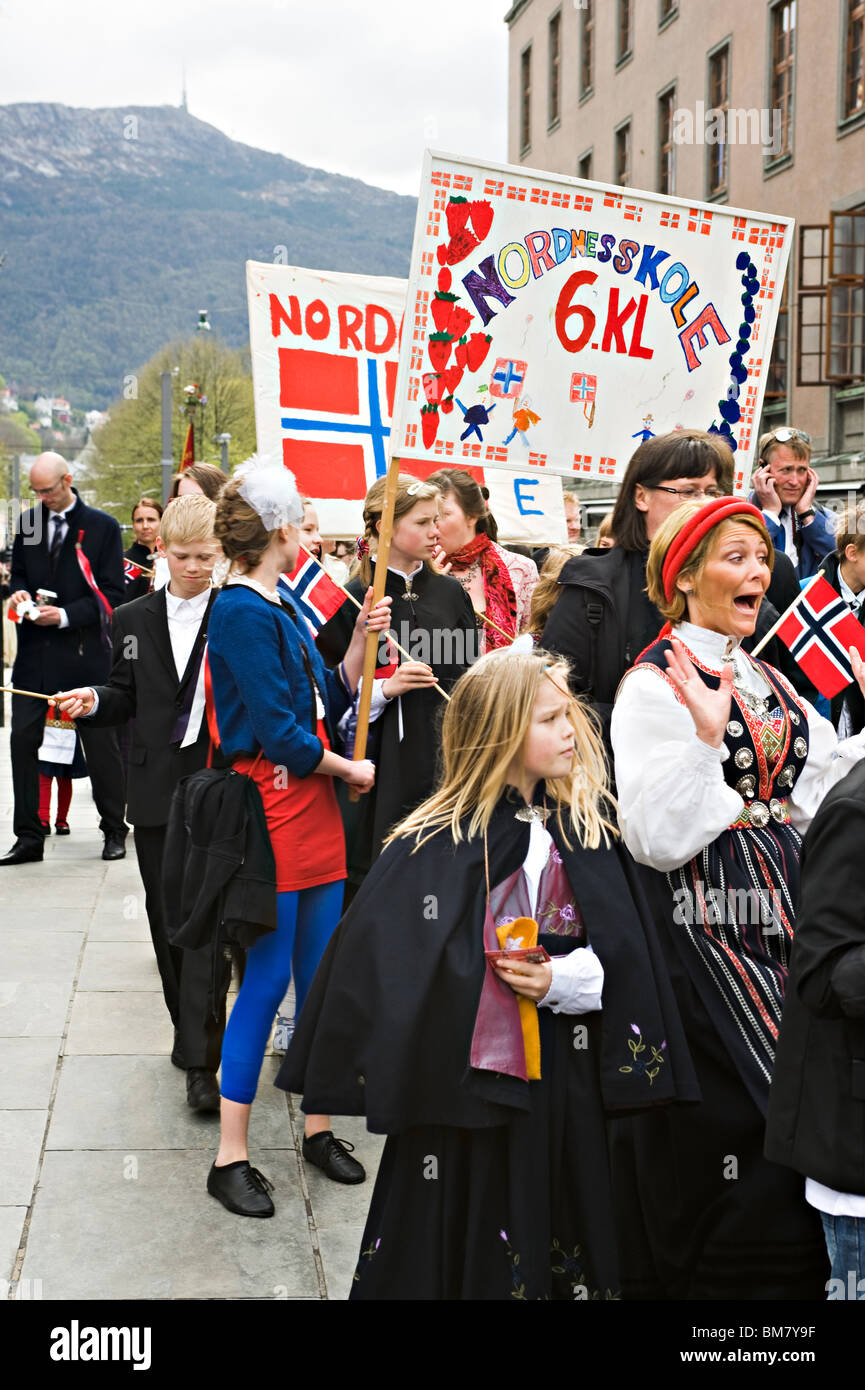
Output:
[456,398,496,444]
[632,414,655,442]
[570,372,597,429]
[490,358,527,399]
[503,395,542,448]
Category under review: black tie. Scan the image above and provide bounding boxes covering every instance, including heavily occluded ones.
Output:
[49,514,64,569]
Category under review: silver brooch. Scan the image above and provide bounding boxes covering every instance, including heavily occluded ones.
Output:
[777,765,795,788]
[789,710,800,725]
[793,737,808,759]
[736,775,756,798]
[514,805,552,824]
[749,801,770,828]
[734,748,754,769]
[726,720,744,738]
[769,798,786,822]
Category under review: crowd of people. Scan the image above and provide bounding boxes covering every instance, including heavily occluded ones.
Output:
[3,429,865,1301]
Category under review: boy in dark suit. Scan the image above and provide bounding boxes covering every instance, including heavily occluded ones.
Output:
[56,495,227,1113]
[819,500,865,737]
[3,452,128,864]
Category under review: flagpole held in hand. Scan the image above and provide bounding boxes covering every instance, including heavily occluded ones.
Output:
[749,569,825,658]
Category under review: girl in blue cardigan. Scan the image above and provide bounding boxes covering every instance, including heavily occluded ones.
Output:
[206,462,391,1217]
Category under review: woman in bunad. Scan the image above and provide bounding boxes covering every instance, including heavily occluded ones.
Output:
[204,461,393,1216]
[426,467,538,652]
[276,644,698,1300]
[610,495,865,1300]
[316,473,477,887]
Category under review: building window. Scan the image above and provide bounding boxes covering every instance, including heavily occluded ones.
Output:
[520,46,532,153]
[581,0,594,96]
[797,226,830,386]
[766,277,789,399]
[658,88,676,195]
[769,1,796,160]
[844,0,865,119]
[827,210,865,381]
[707,44,730,197]
[578,149,593,181]
[548,11,562,128]
[617,0,633,64]
[615,122,631,186]
[659,0,677,24]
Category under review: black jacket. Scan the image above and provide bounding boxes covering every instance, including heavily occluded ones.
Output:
[10,488,124,690]
[162,766,276,952]
[80,587,215,826]
[765,760,865,1194]
[540,545,817,738]
[119,540,154,605]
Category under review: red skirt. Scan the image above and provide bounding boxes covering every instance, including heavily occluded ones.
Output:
[233,720,346,892]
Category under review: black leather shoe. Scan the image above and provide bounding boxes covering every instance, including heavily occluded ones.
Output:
[55,821,70,835]
[302,1130,365,1184]
[170,1028,186,1070]
[207,1160,275,1217]
[102,832,126,861]
[0,840,44,866]
[187,1068,220,1114]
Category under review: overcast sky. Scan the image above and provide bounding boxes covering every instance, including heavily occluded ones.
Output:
[0,0,510,194]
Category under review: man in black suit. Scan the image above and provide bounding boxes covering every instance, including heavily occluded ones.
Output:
[3,453,128,865]
[56,495,227,1112]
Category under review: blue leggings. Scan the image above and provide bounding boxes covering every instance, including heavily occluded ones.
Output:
[220,880,344,1104]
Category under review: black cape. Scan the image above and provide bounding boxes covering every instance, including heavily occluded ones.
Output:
[317,561,477,878]
[275,788,700,1132]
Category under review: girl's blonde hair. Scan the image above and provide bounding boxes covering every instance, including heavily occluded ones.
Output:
[386,647,616,853]
[527,544,584,637]
[353,473,441,585]
[646,501,774,624]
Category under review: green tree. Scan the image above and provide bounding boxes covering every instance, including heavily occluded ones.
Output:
[81,335,258,526]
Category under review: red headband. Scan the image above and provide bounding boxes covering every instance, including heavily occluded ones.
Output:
[661,498,766,601]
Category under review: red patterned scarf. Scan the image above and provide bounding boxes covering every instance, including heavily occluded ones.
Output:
[447,534,516,649]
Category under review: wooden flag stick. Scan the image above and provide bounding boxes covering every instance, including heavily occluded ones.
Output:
[749,569,824,658]
[0,685,55,702]
[349,457,402,799]
[296,542,450,701]
[473,608,514,641]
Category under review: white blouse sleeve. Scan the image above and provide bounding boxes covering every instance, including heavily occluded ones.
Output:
[611,667,744,872]
[787,698,865,833]
[336,678,390,739]
[538,945,604,1014]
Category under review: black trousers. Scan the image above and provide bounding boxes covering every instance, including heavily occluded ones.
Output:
[133,823,230,1073]
[10,692,128,847]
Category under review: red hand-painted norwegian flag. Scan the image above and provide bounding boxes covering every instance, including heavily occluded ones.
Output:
[776,574,865,699]
[277,552,346,635]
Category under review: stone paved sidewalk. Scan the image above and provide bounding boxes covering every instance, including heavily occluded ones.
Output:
[0,718,382,1301]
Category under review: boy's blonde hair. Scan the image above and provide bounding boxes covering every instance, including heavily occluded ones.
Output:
[159,494,218,548]
[386,647,616,853]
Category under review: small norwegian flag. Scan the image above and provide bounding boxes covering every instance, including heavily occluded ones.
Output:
[277,552,346,636]
[776,574,865,699]
[124,558,143,581]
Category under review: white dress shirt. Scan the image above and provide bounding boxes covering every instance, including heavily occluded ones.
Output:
[611,620,865,872]
[47,501,77,629]
[836,570,863,740]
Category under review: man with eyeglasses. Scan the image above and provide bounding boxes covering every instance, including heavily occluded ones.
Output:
[751,428,835,579]
[2,453,128,865]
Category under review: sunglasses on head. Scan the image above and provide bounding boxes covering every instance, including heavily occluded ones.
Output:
[766,427,812,447]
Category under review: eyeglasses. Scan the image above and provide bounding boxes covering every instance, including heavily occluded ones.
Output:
[651,485,725,501]
[766,427,812,446]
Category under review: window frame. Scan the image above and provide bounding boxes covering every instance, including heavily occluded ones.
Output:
[520,42,532,156]
[658,0,678,33]
[616,0,634,70]
[614,118,632,187]
[577,147,593,182]
[764,0,796,176]
[826,208,865,382]
[657,84,676,196]
[706,38,732,202]
[548,8,562,131]
[839,0,865,134]
[580,0,595,101]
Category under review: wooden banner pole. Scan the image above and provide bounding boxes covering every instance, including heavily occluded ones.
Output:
[349,456,403,800]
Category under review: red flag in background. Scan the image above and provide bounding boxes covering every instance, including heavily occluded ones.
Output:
[776,574,865,699]
[180,422,195,471]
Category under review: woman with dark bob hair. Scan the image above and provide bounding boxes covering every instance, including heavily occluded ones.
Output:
[609,496,865,1299]
[541,429,810,734]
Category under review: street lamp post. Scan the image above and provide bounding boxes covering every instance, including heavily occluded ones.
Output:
[215,432,231,473]
[160,371,173,505]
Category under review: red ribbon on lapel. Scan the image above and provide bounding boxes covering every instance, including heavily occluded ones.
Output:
[75,528,113,650]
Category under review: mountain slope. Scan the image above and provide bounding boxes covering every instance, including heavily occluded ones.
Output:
[0,103,416,407]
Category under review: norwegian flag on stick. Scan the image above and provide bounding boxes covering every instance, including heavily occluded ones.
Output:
[277,546,347,636]
[775,573,865,699]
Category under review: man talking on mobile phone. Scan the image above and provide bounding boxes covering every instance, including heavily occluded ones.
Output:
[750,427,836,579]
